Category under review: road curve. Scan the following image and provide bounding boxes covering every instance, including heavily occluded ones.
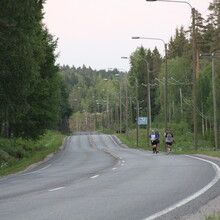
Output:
[0,132,220,220]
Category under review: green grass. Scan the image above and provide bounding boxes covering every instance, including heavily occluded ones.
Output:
[116,128,220,220]
[0,130,66,177]
[205,212,220,220]
[206,217,220,220]
[116,128,220,158]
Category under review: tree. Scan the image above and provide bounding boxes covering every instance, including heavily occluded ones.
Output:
[206,0,220,52]
[0,0,44,138]
[0,0,67,139]
[167,26,189,59]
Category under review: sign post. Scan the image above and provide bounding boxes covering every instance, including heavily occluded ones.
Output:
[138,117,148,125]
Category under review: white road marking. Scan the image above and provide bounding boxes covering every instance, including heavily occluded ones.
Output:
[112,168,117,170]
[90,175,99,179]
[21,164,52,175]
[143,155,220,220]
[109,135,118,146]
[49,187,64,192]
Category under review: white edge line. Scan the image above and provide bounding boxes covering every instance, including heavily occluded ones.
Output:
[30,164,51,173]
[143,155,220,220]
[49,187,64,192]
[22,164,52,175]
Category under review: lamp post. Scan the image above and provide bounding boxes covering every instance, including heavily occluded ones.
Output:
[114,79,122,134]
[121,56,139,147]
[130,55,152,138]
[104,79,110,131]
[132,36,168,132]
[136,57,152,132]
[146,0,198,150]
[115,73,129,137]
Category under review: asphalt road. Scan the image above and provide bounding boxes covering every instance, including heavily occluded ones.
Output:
[0,132,220,220]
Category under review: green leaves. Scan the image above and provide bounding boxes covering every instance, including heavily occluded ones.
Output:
[0,1,67,139]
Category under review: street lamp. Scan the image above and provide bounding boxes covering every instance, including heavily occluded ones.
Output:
[113,79,122,134]
[115,73,130,137]
[121,56,139,147]
[146,0,198,150]
[104,78,110,131]
[131,55,152,138]
[132,36,168,132]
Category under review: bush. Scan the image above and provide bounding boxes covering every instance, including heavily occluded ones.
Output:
[0,131,65,176]
[0,149,11,162]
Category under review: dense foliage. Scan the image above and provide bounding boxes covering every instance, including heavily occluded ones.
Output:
[0,0,71,139]
[62,0,220,150]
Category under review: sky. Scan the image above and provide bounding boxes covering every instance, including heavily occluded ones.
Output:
[43,0,212,71]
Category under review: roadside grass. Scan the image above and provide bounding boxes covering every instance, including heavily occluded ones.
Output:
[205,212,220,220]
[206,217,220,220]
[116,128,220,220]
[0,131,66,177]
[116,128,220,158]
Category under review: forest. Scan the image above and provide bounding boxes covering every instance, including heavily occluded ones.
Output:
[0,0,71,140]
[61,0,220,151]
[0,0,220,152]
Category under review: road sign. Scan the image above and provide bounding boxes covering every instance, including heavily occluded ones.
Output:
[138,117,148,125]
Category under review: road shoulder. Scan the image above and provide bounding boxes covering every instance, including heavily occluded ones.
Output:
[181,154,220,220]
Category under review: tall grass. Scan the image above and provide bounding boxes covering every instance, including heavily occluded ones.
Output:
[116,123,220,157]
[0,131,66,176]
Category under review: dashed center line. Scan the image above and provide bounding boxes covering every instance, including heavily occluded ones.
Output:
[90,175,99,179]
[49,187,64,192]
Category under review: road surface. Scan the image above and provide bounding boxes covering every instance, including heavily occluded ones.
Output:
[0,132,220,220]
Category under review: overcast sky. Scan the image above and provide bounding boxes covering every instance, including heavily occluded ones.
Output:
[43,0,212,71]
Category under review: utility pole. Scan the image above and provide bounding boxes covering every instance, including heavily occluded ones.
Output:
[145,0,198,150]
[147,66,151,138]
[132,36,168,130]
[192,7,198,151]
[200,52,220,151]
[136,79,139,147]
[211,53,218,151]
[121,57,139,146]
[180,88,183,119]
[164,43,168,130]
[125,80,129,137]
